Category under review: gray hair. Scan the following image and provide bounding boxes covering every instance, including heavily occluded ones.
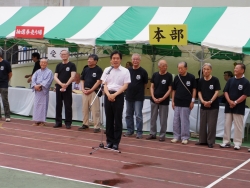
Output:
[40,58,48,63]
[177,61,187,68]
[158,59,167,66]
[202,63,212,69]
[60,50,69,55]
[131,53,141,60]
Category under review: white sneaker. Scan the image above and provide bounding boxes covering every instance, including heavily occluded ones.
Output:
[234,145,240,150]
[182,140,188,145]
[5,118,10,122]
[171,139,178,143]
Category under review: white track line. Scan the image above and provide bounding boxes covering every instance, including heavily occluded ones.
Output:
[0,142,221,178]
[0,133,238,170]
[206,158,250,188]
[0,152,165,182]
[1,133,248,172]
[1,151,219,188]
[7,121,250,154]
[1,126,249,162]
[0,165,116,188]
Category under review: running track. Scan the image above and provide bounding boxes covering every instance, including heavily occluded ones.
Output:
[0,119,250,188]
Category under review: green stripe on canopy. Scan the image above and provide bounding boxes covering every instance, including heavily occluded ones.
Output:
[45,6,102,39]
[243,38,250,55]
[0,7,46,38]
[96,7,158,45]
[184,7,226,44]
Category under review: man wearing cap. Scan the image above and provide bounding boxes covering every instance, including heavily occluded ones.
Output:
[78,54,103,133]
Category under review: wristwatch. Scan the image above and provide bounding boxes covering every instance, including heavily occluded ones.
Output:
[234,101,238,104]
[209,100,212,103]
[191,98,195,102]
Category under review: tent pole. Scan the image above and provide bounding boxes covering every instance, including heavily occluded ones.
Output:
[4,40,7,60]
[10,47,13,66]
[93,46,96,54]
[195,46,205,133]
[151,54,156,77]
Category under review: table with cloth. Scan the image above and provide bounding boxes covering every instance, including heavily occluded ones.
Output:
[8,87,250,138]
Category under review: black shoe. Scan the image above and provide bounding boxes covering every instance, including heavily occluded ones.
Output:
[195,142,208,145]
[136,134,143,139]
[53,124,62,128]
[94,128,101,133]
[105,143,113,149]
[208,144,213,148]
[123,132,133,137]
[159,137,165,142]
[112,144,118,150]
[78,124,89,131]
[146,134,156,140]
[66,125,71,129]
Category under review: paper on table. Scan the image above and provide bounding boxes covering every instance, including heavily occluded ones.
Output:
[72,90,82,94]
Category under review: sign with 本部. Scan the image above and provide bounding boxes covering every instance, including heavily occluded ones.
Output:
[47,47,69,60]
[15,26,44,39]
[149,24,187,45]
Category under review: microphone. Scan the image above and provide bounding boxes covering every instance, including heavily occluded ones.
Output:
[106,66,114,75]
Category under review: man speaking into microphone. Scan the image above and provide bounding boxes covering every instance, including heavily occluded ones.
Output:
[101,51,131,150]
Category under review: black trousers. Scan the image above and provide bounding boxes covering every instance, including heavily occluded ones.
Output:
[55,85,72,126]
[104,93,124,145]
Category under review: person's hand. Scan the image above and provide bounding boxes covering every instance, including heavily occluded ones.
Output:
[229,100,236,108]
[108,94,115,102]
[34,85,41,91]
[203,101,211,108]
[61,83,68,89]
[25,75,30,78]
[153,97,160,104]
[158,97,165,103]
[84,89,93,95]
[190,102,194,110]
[27,77,31,83]
[172,101,175,110]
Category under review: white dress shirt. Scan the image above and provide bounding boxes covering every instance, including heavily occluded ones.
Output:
[101,65,131,91]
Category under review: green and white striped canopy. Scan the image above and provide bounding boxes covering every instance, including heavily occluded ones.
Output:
[0,6,250,54]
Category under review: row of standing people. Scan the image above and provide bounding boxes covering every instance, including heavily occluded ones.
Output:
[123,54,250,152]
[29,50,250,152]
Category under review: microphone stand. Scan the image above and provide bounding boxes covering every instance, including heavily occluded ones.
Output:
[89,67,120,154]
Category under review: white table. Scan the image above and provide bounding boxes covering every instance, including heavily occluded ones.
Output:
[8,87,250,138]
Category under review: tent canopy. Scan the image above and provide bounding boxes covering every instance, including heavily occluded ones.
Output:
[0,6,250,55]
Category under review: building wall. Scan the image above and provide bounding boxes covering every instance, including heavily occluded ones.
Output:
[0,0,249,6]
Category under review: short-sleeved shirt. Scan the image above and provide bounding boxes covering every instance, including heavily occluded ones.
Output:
[223,77,250,115]
[198,76,221,109]
[126,67,148,101]
[55,61,76,87]
[81,65,103,89]
[31,60,41,75]
[101,65,131,91]
[150,72,172,105]
[172,73,196,107]
[0,59,12,88]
